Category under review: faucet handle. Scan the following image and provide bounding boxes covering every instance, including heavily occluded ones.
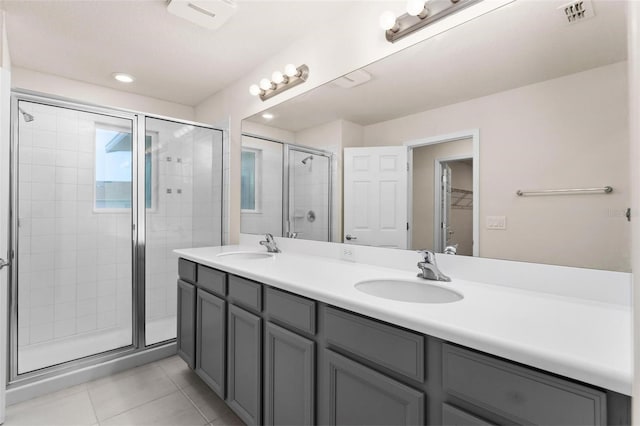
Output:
[417,250,435,263]
[264,233,274,242]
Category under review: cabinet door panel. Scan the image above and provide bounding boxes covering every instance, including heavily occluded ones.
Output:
[177,279,196,368]
[442,403,495,426]
[264,322,314,426]
[227,304,262,425]
[325,349,424,426]
[196,289,226,398]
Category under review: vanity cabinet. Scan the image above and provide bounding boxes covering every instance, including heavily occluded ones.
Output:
[176,258,631,426]
[264,322,315,426]
[324,348,424,426]
[227,303,262,425]
[195,289,226,398]
[177,279,196,368]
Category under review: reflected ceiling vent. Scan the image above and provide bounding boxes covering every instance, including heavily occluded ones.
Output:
[167,0,237,30]
[558,0,594,24]
[332,69,372,89]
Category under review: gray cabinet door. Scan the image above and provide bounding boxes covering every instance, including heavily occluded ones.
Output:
[227,304,262,426]
[177,279,196,368]
[195,289,226,399]
[264,322,315,426]
[324,349,424,426]
[442,403,494,426]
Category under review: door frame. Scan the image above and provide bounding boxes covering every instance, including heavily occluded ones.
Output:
[434,155,472,253]
[404,129,479,256]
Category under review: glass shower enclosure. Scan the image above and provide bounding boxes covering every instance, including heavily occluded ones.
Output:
[10,93,223,382]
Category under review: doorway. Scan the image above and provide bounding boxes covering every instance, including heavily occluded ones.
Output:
[407,130,479,255]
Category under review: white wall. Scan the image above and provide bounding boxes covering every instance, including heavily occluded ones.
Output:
[363,62,629,271]
[195,0,514,244]
[12,67,195,121]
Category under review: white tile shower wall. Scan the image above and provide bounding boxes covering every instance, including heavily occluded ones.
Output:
[144,120,223,332]
[291,156,330,241]
[17,103,132,350]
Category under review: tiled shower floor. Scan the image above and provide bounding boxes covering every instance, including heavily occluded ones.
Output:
[5,355,243,426]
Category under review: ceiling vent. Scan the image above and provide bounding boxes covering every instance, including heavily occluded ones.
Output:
[558,0,595,24]
[167,0,237,30]
[332,70,373,89]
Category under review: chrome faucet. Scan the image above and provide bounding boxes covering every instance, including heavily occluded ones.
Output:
[417,250,451,282]
[260,233,281,253]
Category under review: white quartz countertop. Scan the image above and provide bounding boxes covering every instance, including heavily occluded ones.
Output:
[174,245,632,396]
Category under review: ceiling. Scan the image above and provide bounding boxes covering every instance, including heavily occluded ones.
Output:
[247,0,628,132]
[3,0,358,106]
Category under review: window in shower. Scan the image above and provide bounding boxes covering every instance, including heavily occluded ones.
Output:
[94,127,156,210]
[241,148,261,212]
[144,117,223,346]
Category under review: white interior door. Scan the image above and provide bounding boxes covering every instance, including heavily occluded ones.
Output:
[343,146,407,248]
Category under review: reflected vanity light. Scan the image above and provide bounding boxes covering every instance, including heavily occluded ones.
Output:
[380,0,481,43]
[249,64,310,101]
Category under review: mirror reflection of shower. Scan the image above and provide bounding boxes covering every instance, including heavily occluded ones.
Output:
[301,155,313,170]
[18,107,34,122]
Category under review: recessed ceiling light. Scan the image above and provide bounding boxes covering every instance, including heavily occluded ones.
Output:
[262,113,274,120]
[112,73,135,83]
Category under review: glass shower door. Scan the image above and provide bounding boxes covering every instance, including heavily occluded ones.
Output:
[144,117,223,346]
[15,100,134,374]
[287,148,331,241]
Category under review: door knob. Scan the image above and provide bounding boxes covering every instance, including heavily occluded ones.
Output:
[345,234,357,241]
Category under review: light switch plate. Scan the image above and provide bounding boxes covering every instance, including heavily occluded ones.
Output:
[486,216,507,230]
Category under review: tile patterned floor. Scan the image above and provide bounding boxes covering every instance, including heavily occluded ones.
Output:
[5,356,244,426]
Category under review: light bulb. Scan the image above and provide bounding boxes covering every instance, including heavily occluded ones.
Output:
[379,11,397,30]
[284,64,299,78]
[272,71,285,84]
[249,84,261,96]
[406,0,425,16]
[259,78,273,91]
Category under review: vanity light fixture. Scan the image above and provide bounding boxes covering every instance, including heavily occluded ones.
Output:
[249,64,310,101]
[380,0,481,43]
[112,72,135,83]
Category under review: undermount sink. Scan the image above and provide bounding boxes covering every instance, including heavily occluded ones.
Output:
[216,251,275,260]
[355,279,463,304]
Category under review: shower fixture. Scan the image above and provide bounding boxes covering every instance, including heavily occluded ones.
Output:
[18,107,34,122]
[301,155,314,165]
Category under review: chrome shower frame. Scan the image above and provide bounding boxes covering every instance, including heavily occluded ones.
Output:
[8,90,225,387]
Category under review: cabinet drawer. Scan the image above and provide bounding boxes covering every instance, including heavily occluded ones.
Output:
[324,307,424,382]
[228,275,262,313]
[442,344,607,425]
[442,403,494,426]
[197,265,226,297]
[178,258,197,283]
[265,287,316,335]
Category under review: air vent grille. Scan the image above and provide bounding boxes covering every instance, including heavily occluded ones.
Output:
[558,0,595,24]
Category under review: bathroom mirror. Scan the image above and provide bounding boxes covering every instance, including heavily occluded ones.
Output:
[241,0,630,272]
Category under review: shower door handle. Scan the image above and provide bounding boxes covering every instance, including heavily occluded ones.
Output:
[0,258,8,270]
